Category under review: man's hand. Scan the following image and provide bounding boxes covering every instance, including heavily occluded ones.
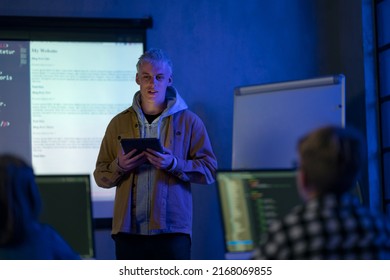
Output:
[117,148,147,172]
[144,147,175,170]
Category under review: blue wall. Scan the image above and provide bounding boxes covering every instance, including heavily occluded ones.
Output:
[1,0,369,259]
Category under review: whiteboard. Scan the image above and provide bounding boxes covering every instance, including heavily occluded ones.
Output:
[232,75,345,169]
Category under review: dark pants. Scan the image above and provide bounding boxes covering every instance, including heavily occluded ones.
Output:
[112,232,191,260]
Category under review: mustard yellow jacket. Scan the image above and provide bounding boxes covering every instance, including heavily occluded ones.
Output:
[94,88,217,235]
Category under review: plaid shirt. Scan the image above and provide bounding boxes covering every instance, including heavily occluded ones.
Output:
[255,193,390,259]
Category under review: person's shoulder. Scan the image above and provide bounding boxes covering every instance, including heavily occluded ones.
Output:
[175,109,205,123]
[38,223,81,259]
[175,110,210,132]
[113,107,134,118]
[107,107,136,124]
[177,109,197,117]
[265,204,306,235]
[36,223,67,242]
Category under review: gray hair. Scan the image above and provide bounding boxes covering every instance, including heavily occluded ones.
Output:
[136,48,173,74]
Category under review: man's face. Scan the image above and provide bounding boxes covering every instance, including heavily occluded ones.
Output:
[136,61,172,106]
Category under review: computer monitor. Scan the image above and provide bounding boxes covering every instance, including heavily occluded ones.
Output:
[35,174,95,259]
[216,169,303,254]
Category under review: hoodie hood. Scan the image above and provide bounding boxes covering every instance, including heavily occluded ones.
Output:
[132,85,188,119]
[131,86,188,138]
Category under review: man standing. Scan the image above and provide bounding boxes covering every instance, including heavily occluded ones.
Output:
[94,48,217,260]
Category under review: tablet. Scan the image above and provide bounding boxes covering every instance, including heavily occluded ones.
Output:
[120,138,164,156]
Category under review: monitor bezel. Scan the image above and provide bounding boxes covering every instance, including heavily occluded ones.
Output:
[35,174,95,259]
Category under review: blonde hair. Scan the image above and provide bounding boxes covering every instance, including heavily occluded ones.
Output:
[297,125,365,196]
[136,48,173,75]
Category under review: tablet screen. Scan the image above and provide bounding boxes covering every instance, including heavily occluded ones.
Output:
[120,138,164,155]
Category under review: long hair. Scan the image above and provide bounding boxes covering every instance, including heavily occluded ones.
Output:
[0,154,41,246]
